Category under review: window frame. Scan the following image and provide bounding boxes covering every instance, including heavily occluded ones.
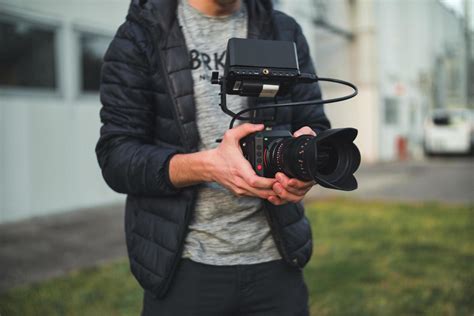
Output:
[0,11,62,98]
[73,24,113,99]
[384,97,400,126]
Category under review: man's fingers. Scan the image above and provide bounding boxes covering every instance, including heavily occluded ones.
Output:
[243,186,277,200]
[275,172,289,186]
[276,172,315,193]
[234,177,275,199]
[244,174,276,189]
[275,172,305,195]
[226,123,264,141]
[293,126,316,138]
[272,182,304,203]
[288,178,315,190]
[239,163,276,189]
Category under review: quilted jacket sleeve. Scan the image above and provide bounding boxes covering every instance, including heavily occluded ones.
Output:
[290,23,331,134]
[96,21,181,196]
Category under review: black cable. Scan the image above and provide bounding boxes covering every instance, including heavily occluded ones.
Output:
[228,77,358,129]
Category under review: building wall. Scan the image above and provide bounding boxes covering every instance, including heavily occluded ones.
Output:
[0,0,129,223]
[276,0,381,162]
[277,0,468,162]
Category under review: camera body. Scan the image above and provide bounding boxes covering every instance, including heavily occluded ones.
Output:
[240,130,293,178]
[241,126,360,190]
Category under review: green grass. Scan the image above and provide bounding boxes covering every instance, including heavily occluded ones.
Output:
[0,199,473,316]
[304,199,473,316]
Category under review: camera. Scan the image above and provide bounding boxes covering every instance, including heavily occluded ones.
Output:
[240,128,360,191]
[212,38,361,191]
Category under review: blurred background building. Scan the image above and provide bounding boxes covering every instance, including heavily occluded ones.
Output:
[0,0,128,222]
[277,0,472,161]
[0,0,472,223]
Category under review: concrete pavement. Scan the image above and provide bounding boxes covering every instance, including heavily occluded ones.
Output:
[0,203,126,293]
[307,157,474,204]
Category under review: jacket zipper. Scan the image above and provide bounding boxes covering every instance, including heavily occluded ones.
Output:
[156,48,190,151]
[154,38,197,297]
[132,15,190,152]
[131,18,196,297]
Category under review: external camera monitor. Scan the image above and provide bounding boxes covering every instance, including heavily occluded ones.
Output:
[223,38,301,98]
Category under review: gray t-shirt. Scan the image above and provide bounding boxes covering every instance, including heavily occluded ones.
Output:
[177,0,281,265]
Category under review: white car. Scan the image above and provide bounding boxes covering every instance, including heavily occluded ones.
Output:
[424,108,474,155]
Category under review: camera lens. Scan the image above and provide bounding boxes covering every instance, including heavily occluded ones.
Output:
[264,129,360,191]
[265,136,314,181]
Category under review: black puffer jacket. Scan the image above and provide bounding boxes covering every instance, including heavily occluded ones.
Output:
[96,0,330,298]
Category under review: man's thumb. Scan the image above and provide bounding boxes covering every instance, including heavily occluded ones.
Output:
[229,123,264,140]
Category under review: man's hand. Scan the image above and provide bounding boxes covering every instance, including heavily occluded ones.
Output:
[169,123,278,200]
[267,126,317,206]
[207,123,277,199]
[169,124,316,204]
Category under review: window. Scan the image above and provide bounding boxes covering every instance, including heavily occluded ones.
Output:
[79,32,110,92]
[0,17,57,89]
[384,97,399,125]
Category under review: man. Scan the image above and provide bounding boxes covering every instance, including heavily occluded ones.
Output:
[96,0,330,315]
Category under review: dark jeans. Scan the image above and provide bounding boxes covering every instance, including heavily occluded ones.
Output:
[141,258,309,316]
